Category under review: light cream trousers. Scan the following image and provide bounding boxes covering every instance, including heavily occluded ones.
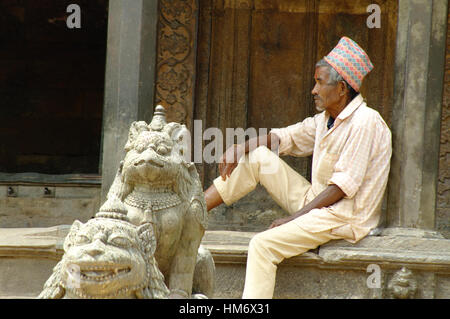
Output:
[213,146,340,299]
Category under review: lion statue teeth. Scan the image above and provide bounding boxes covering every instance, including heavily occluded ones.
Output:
[39,105,215,299]
[38,205,170,299]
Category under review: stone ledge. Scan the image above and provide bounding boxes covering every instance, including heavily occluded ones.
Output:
[0,225,69,260]
[1,227,449,298]
[202,229,450,272]
[3,225,448,268]
[201,229,450,298]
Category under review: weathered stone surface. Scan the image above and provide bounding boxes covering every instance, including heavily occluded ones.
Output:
[437,9,450,239]
[0,225,68,298]
[101,0,159,203]
[388,0,448,231]
[0,186,100,228]
[319,234,450,267]
[38,213,169,299]
[2,228,450,299]
[35,106,215,299]
[202,231,450,299]
[100,106,214,298]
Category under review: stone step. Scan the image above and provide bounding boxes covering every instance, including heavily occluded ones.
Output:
[1,226,449,298]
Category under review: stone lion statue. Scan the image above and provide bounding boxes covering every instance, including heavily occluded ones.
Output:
[38,204,170,299]
[97,105,214,298]
[39,106,214,299]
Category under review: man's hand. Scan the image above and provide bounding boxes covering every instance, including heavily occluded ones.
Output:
[217,134,279,181]
[218,144,245,181]
[269,216,294,229]
[268,184,346,229]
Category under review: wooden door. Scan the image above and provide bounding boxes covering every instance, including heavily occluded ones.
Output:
[194,0,397,189]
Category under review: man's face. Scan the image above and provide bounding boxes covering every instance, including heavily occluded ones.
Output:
[311,66,342,112]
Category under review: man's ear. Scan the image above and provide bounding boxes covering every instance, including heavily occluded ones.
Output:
[339,80,348,97]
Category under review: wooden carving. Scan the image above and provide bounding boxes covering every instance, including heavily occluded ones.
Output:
[155,0,198,130]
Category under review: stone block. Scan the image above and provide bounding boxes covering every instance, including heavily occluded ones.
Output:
[0,226,68,298]
[0,186,100,228]
[202,230,450,299]
[1,228,449,299]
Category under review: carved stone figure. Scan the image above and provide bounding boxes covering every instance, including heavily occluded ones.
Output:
[387,267,417,299]
[39,105,214,299]
[100,105,214,298]
[38,202,170,299]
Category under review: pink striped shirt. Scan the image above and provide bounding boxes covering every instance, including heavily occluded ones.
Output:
[270,94,392,243]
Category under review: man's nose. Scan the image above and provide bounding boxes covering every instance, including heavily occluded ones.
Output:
[311,83,318,96]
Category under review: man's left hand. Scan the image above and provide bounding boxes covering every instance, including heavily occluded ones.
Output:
[268,216,293,229]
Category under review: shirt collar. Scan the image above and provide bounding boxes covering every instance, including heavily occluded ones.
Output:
[336,94,364,121]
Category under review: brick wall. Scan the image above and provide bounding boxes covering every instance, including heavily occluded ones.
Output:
[437,11,450,238]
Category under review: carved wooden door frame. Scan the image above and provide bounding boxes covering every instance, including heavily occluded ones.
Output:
[155,0,199,132]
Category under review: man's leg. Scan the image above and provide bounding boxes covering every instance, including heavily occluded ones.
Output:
[207,146,311,214]
[203,146,319,298]
[242,220,341,299]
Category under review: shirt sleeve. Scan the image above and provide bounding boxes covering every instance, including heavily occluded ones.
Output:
[269,115,317,157]
[328,123,374,199]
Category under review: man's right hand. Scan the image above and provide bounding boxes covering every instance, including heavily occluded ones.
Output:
[218,144,245,181]
[217,133,277,181]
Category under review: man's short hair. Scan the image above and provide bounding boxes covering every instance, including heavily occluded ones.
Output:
[315,59,358,100]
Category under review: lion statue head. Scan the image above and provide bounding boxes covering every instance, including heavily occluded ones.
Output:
[38,200,170,299]
[103,105,207,229]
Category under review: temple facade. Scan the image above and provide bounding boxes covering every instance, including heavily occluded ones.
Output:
[0,0,449,298]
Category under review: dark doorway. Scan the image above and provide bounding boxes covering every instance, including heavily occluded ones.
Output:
[0,0,108,176]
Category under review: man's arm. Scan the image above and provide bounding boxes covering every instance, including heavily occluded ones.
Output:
[218,133,280,180]
[269,184,345,228]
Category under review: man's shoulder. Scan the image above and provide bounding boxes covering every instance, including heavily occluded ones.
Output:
[352,102,389,130]
[354,102,379,118]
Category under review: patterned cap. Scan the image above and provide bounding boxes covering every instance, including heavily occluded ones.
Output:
[324,36,373,92]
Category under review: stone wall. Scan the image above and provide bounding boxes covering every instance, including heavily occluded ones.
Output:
[437,11,450,239]
[0,185,100,228]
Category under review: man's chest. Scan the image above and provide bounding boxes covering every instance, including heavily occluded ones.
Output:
[314,120,352,155]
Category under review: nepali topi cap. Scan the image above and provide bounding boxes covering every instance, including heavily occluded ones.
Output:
[323,36,373,92]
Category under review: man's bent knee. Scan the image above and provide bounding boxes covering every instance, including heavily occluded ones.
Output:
[248,233,266,255]
[249,145,273,158]
[248,146,281,175]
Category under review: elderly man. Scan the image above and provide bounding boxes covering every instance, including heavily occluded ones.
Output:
[204,37,392,299]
